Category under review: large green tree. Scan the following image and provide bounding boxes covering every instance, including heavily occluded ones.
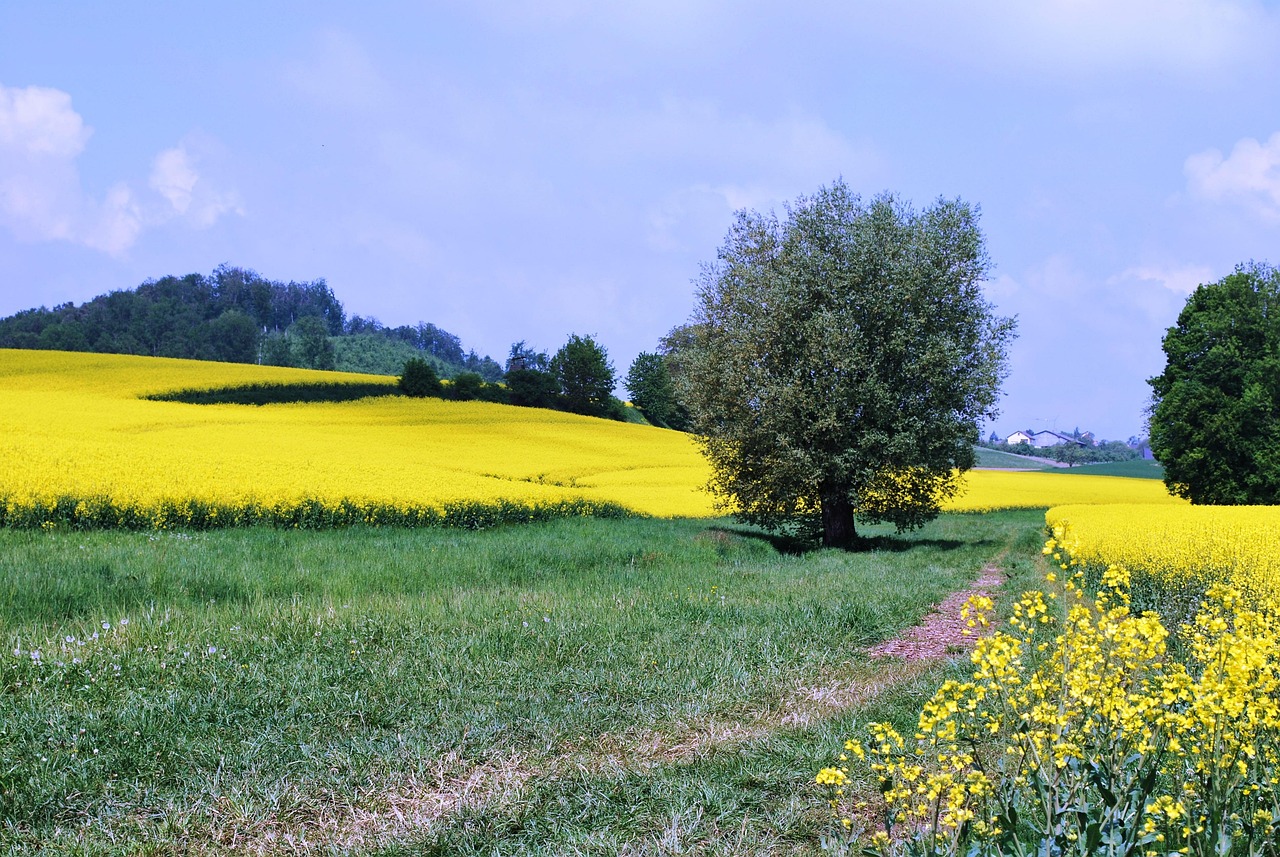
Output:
[625,352,682,429]
[1148,263,1280,504]
[290,315,336,371]
[677,181,1015,548]
[551,334,616,418]
[398,357,444,397]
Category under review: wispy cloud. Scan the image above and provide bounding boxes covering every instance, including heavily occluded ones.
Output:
[282,29,392,112]
[149,143,243,228]
[1114,264,1217,296]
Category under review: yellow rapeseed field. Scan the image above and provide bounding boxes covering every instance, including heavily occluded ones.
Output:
[1,349,1178,527]
[1,349,715,522]
[1046,503,1280,608]
[950,470,1178,512]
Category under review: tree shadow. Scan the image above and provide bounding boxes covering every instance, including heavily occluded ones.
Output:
[703,525,994,556]
[702,525,813,555]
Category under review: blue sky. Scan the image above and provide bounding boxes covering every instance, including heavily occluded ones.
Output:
[3,1,1279,441]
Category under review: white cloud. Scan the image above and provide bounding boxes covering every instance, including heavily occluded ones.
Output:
[1114,264,1217,296]
[0,84,93,243]
[149,147,199,214]
[0,84,91,157]
[1185,131,1280,219]
[82,183,144,255]
[0,83,241,255]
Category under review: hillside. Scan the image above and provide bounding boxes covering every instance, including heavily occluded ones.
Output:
[0,265,502,380]
[973,446,1057,469]
[1045,459,1165,479]
[0,349,711,522]
[0,350,1180,531]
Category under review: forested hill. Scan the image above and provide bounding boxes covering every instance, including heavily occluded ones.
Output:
[0,265,502,380]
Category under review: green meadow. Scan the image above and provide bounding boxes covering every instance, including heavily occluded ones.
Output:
[1,512,1045,855]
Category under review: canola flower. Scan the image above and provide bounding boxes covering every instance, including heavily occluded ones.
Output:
[0,349,715,525]
[1046,504,1280,613]
[1,349,1176,530]
[950,471,1181,513]
[819,561,1280,856]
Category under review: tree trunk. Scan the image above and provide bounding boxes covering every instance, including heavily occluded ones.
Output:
[820,486,858,549]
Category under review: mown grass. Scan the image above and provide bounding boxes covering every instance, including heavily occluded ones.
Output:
[1046,459,1164,479]
[971,448,1164,481]
[1,511,1046,855]
[972,447,1047,469]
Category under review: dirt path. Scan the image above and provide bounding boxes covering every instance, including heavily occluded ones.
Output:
[174,563,1008,854]
[867,563,1005,660]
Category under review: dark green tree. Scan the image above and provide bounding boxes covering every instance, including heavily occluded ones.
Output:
[1148,263,1280,504]
[399,357,444,397]
[290,315,336,371]
[625,352,680,428]
[677,181,1015,549]
[260,331,296,367]
[506,340,550,373]
[37,322,89,352]
[506,368,561,409]
[448,371,485,401]
[207,309,260,363]
[551,334,616,417]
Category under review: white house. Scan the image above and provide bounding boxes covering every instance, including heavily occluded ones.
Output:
[1005,429,1085,449]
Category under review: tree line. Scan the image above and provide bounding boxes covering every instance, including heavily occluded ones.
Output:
[0,263,692,428]
[981,435,1148,466]
[397,333,690,429]
[0,265,502,378]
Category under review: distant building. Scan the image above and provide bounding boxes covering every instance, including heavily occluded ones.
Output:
[1005,429,1085,449]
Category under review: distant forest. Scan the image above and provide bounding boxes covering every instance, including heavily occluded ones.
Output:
[0,265,503,380]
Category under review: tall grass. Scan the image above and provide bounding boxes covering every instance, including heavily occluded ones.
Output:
[1,511,1044,855]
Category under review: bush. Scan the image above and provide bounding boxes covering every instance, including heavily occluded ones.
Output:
[146,382,397,406]
[448,371,485,401]
[506,368,561,409]
[476,381,510,404]
[399,357,444,398]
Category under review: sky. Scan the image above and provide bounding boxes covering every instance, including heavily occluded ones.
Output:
[2,1,1279,441]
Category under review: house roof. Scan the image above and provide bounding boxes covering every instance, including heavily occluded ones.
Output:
[1009,429,1085,446]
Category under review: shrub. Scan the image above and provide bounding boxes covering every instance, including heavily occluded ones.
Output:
[506,368,561,409]
[399,357,444,398]
[448,371,485,401]
[146,381,397,406]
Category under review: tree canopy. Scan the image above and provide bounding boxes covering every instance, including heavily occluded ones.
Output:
[677,181,1015,548]
[551,334,616,418]
[398,357,444,398]
[1148,263,1280,504]
[625,352,685,430]
[0,265,504,379]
